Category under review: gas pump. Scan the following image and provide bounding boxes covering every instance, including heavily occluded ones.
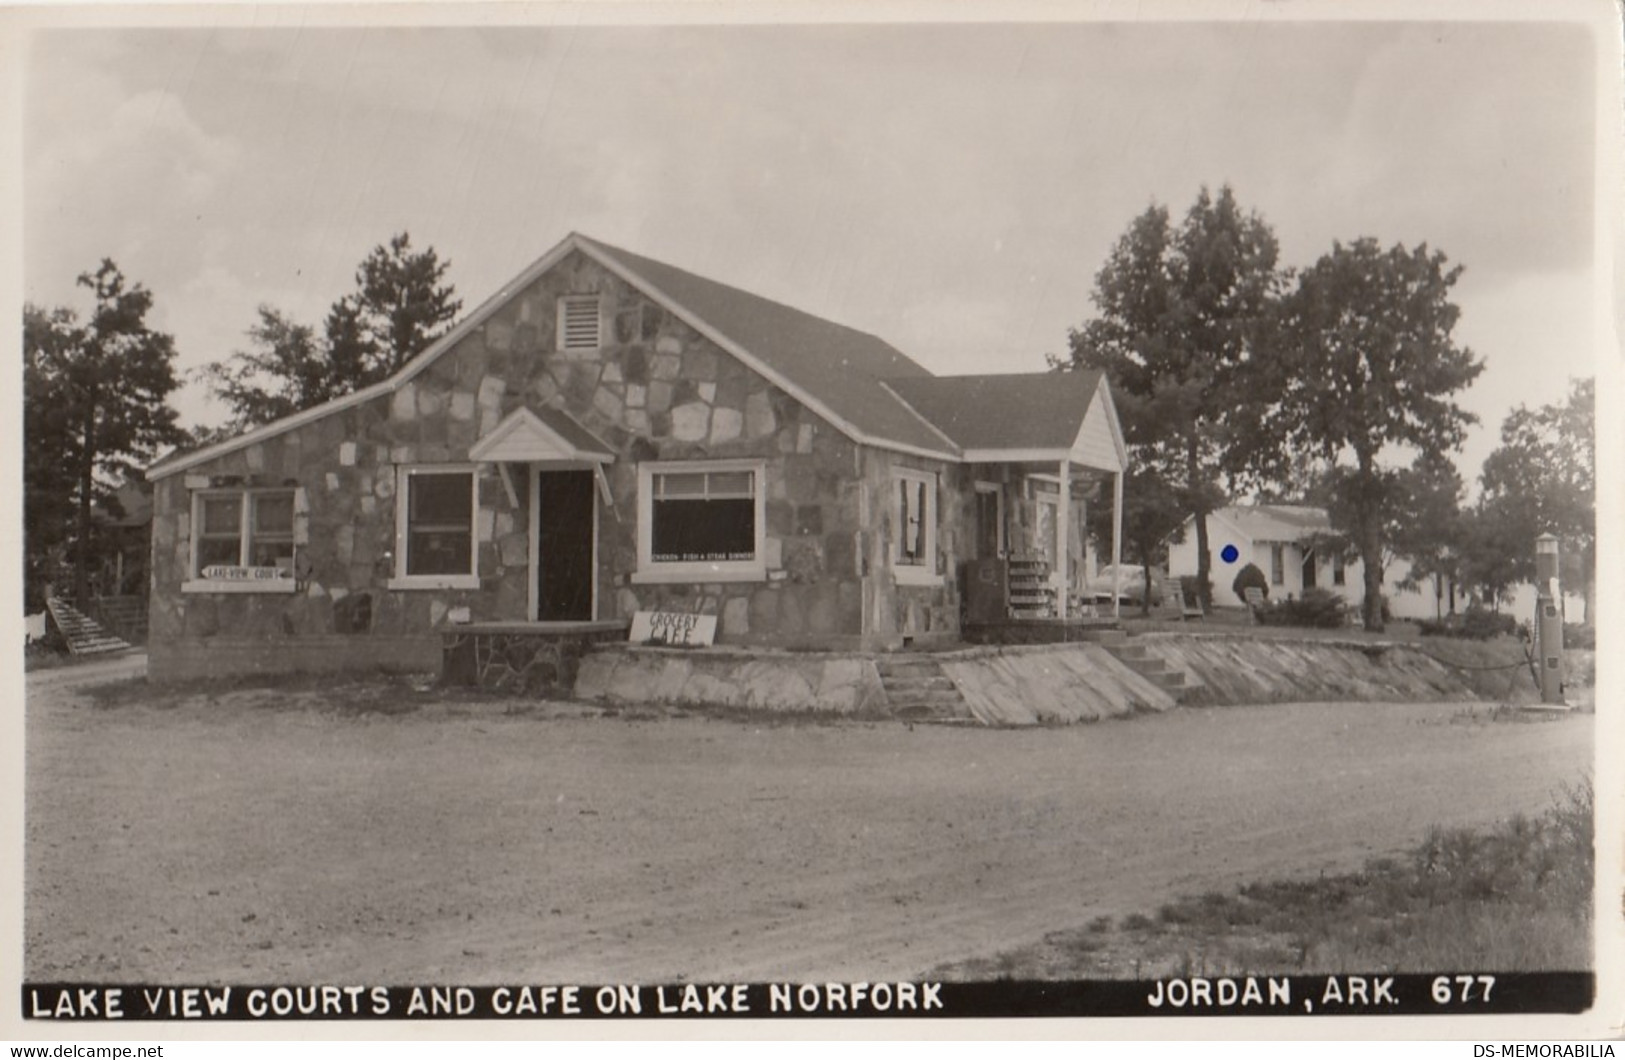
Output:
[1535,533,1565,705]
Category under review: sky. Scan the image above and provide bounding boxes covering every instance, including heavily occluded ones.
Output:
[14,4,1613,493]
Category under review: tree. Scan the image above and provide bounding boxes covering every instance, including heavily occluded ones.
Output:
[1387,452,1467,617]
[1085,465,1188,613]
[1476,377,1595,619]
[354,233,462,375]
[201,232,462,428]
[1066,185,1283,609]
[197,306,340,427]
[24,262,184,607]
[1264,239,1483,631]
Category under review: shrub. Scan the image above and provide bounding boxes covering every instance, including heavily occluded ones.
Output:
[1563,623,1595,650]
[1231,562,1269,602]
[1256,588,1348,629]
[1419,605,1520,640]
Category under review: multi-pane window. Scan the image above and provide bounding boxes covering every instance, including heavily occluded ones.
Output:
[1270,543,1285,586]
[558,296,602,350]
[403,469,476,577]
[192,490,297,579]
[649,468,757,564]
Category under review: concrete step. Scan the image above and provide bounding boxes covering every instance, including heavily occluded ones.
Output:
[886,689,970,711]
[875,658,945,679]
[1145,669,1190,691]
[882,675,958,694]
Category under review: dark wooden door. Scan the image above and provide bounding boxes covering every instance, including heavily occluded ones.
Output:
[535,470,595,621]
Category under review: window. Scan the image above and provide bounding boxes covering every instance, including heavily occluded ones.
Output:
[1332,550,1346,586]
[893,468,939,585]
[634,461,765,583]
[558,295,601,350]
[391,466,479,589]
[1270,543,1285,586]
[183,489,298,593]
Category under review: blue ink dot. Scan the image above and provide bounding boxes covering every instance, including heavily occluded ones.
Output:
[1220,544,1240,564]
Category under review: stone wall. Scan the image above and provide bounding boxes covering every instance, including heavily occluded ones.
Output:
[149,248,893,674]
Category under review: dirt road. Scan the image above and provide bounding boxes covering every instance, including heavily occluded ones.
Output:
[24,677,1591,984]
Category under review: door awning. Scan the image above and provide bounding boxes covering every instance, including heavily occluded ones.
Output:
[468,406,616,464]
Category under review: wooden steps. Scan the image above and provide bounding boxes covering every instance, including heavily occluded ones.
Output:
[874,655,972,723]
[88,595,148,645]
[46,596,134,656]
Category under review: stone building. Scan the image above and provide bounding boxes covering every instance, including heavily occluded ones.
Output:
[145,233,1128,680]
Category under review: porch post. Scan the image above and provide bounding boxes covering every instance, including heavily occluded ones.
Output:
[1111,468,1124,619]
[1057,460,1070,619]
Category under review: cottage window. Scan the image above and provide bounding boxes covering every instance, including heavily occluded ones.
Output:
[893,468,939,586]
[1270,543,1285,586]
[633,460,765,583]
[182,488,299,594]
[558,295,602,350]
[390,466,480,590]
[1332,550,1346,586]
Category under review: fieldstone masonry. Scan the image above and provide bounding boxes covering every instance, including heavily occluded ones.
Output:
[149,249,970,677]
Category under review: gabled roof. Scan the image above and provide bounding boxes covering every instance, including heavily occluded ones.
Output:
[884,369,1100,450]
[576,235,952,456]
[1199,505,1335,544]
[150,232,1115,479]
[468,407,614,464]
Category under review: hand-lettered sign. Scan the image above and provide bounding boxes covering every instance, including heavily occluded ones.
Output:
[629,610,718,647]
[201,565,289,581]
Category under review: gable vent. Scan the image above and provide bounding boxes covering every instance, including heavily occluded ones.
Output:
[559,295,602,350]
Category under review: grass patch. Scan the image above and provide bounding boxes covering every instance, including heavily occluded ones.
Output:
[931,776,1593,980]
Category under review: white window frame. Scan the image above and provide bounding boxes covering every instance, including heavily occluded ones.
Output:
[892,467,940,587]
[389,464,481,590]
[633,459,767,584]
[557,295,602,351]
[1270,543,1286,586]
[182,487,300,594]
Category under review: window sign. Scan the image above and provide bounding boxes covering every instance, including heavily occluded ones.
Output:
[649,468,757,564]
[192,490,296,579]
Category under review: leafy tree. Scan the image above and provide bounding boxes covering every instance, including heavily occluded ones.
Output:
[1385,451,1467,616]
[1264,239,1483,631]
[198,306,338,427]
[1066,185,1282,609]
[24,262,184,607]
[201,232,462,428]
[1085,465,1188,613]
[1476,377,1595,619]
[1456,495,1528,611]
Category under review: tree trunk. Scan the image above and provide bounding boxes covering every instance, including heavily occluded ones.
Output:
[1360,518,1384,633]
[1140,563,1152,616]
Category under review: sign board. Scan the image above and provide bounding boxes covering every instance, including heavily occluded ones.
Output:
[201,565,288,582]
[629,610,718,647]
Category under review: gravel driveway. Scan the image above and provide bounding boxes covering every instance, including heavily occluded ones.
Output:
[24,676,1591,984]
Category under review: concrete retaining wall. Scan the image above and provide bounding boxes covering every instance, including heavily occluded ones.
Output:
[574,646,889,715]
[1136,633,1515,707]
[574,642,1175,724]
[937,644,1174,725]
